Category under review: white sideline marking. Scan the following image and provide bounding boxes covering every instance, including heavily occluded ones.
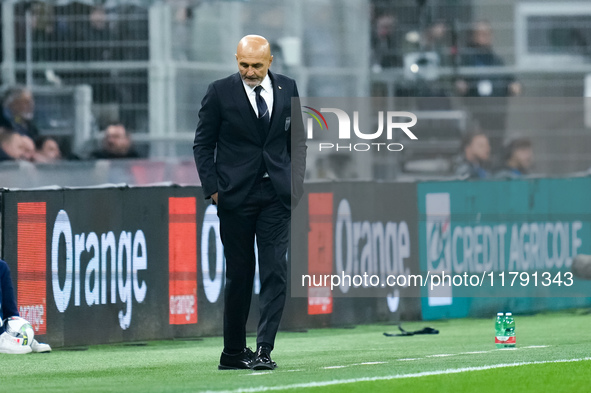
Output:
[461,346,547,355]
[360,362,386,365]
[323,365,347,369]
[427,354,454,357]
[245,370,303,376]
[206,357,591,393]
[398,358,419,361]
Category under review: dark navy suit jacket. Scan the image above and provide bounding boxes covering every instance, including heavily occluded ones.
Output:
[193,71,306,210]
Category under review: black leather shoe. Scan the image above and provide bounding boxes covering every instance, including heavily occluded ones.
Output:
[218,347,255,370]
[251,345,276,370]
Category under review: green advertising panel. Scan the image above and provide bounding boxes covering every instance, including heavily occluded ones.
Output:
[418,177,591,320]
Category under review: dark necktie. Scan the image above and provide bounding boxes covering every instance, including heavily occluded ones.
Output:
[254,85,270,128]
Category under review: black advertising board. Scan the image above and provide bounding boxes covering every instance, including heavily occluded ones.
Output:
[2,186,206,346]
[291,182,421,328]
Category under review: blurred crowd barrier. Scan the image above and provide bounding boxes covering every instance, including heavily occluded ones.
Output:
[0,158,199,188]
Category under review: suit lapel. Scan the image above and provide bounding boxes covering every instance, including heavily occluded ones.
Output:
[268,71,284,139]
[229,73,262,143]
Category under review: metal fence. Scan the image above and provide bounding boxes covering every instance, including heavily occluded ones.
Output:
[0,158,199,188]
[1,0,370,161]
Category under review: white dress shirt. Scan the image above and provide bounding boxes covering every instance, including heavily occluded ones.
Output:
[242,74,274,118]
[242,74,273,178]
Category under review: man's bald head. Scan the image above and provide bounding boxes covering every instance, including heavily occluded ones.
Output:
[235,35,273,87]
[237,35,271,57]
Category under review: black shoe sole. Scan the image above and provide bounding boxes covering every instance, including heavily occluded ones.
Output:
[251,362,275,371]
[218,364,251,370]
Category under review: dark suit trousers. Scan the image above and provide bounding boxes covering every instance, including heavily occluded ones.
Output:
[217,178,290,352]
[0,260,19,323]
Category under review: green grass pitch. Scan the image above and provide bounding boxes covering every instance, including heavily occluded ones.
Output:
[2,310,590,393]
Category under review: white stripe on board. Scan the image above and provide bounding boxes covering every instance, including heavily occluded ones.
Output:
[204,357,591,393]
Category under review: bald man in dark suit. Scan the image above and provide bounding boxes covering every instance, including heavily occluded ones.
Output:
[194,35,306,370]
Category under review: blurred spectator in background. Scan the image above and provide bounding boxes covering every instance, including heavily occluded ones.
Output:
[91,124,139,159]
[371,13,402,70]
[455,20,521,162]
[0,129,24,162]
[422,20,451,65]
[82,5,119,61]
[30,2,57,62]
[454,131,491,179]
[0,86,40,139]
[455,20,521,97]
[495,137,533,179]
[34,136,62,163]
